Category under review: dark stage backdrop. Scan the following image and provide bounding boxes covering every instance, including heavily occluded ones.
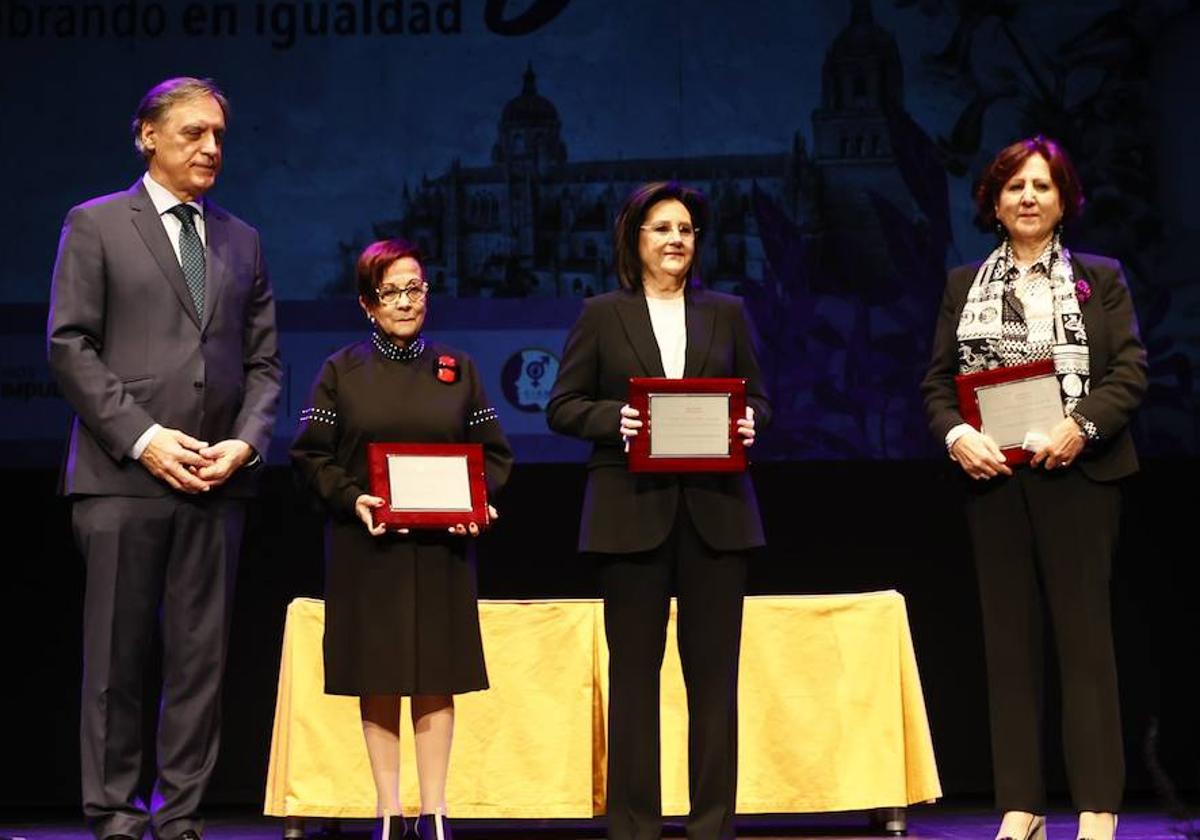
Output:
[1,0,1197,461]
[2,0,1199,816]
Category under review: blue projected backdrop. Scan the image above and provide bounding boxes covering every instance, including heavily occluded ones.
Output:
[2,0,1196,463]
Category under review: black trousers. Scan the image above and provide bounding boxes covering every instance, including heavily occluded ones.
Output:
[596,502,748,840]
[74,494,244,840]
[964,466,1124,812]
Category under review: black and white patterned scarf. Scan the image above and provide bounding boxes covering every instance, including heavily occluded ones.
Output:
[956,235,1091,414]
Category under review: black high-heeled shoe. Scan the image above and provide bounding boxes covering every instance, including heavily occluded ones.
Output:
[996,814,1046,840]
[413,812,453,840]
[372,814,408,840]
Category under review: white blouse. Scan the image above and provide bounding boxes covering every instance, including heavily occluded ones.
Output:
[646,295,687,379]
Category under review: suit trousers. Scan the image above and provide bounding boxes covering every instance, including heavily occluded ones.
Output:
[73,494,244,840]
[596,501,748,840]
[964,466,1124,812]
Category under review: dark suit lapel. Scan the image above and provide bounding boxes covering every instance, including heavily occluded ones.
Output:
[683,287,715,377]
[615,290,665,377]
[128,182,202,329]
[1070,255,1108,380]
[201,201,228,333]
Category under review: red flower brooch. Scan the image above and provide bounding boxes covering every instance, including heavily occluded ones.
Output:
[435,354,459,384]
[1075,279,1092,304]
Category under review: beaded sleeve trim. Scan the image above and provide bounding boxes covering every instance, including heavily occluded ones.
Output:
[299,407,337,426]
[468,406,499,428]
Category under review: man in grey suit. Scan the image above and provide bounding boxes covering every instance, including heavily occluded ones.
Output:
[47,77,281,840]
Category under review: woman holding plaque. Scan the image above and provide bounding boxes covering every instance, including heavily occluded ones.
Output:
[921,137,1146,840]
[291,238,512,840]
[546,181,770,840]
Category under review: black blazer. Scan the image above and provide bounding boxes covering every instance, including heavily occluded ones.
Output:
[546,287,771,554]
[47,180,282,497]
[920,252,1147,482]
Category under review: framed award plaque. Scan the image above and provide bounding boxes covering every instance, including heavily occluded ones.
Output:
[955,360,1064,465]
[366,443,489,529]
[626,377,748,473]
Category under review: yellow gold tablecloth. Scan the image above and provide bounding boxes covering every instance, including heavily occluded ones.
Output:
[264,592,940,818]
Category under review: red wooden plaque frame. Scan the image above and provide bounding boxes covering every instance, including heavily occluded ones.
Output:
[366,442,489,530]
[954,359,1058,466]
[627,377,747,473]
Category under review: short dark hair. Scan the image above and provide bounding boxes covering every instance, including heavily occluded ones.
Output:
[613,181,710,290]
[973,135,1086,232]
[356,238,424,304]
[131,77,230,160]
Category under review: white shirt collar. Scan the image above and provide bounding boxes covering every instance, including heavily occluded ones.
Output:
[142,172,205,219]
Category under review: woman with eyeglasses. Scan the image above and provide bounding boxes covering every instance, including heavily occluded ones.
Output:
[291,238,512,840]
[547,182,770,840]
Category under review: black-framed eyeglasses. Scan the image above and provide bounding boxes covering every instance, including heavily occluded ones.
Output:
[377,283,428,305]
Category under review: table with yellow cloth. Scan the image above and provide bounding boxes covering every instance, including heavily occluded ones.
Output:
[264,591,941,819]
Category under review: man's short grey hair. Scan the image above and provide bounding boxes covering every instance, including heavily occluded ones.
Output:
[131,77,229,160]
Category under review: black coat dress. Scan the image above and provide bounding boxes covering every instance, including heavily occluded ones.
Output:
[291,335,513,696]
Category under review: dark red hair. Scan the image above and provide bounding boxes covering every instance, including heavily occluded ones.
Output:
[973,135,1085,231]
[356,238,424,304]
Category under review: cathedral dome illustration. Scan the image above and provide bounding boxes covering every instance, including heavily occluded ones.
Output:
[500,63,559,125]
[493,62,566,169]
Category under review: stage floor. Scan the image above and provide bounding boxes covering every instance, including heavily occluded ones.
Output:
[0,808,1191,840]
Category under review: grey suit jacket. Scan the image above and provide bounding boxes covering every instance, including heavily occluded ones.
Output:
[47,180,282,497]
[546,287,771,554]
[920,252,1147,482]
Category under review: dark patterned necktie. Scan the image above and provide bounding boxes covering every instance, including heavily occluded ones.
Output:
[168,203,205,319]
